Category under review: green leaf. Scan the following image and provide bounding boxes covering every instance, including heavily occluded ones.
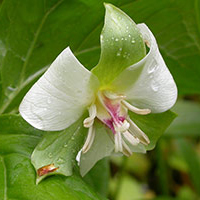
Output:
[165,100,200,137]
[83,158,110,197]
[0,114,107,200]
[129,110,177,150]
[0,0,105,114]
[92,3,146,87]
[31,115,87,184]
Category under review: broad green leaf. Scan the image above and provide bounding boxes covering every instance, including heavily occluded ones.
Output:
[165,100,200,137]
[0,0,105,114]
[31,115,87,183]
[83,158,110,197]
[0,114,106,200]
[129,110,177,150]
[92,3,146,87]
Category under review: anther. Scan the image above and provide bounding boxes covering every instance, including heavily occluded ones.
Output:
[83,104,97,128]
[127,117,150,145]
[103,91,126,100]
[121,100,151,115]
[123,131,140,146]
[122,140,132,157]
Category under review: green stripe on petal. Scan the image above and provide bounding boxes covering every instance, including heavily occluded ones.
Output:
[92,3,146,88]
[111,24,177,113]
[80,121,114,176]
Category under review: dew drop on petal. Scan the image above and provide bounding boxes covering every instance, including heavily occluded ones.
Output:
[148,59,159,74]
[116,52,121,56]
[48,152,53,158]
[151,80,159,92]
[131,39,135,44]
[57,157,65,164]
[115,38,119,42]
[47,98,51,104]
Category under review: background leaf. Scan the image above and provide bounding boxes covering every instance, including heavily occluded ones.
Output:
[0,114,106,200]
[165,100,200,137]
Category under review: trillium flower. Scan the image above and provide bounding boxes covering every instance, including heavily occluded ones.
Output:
[19,4,177,176]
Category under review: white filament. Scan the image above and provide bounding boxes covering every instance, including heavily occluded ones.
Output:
[121,100,151,115]
[123,131,140,146]
[82,125,95,153]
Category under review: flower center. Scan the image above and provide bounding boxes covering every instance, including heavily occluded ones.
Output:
[82,90,151,156]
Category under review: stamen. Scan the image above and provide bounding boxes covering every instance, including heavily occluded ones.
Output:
[127,117,150,145]
[83,104,97,128]
[114,120,130,133]
[121,100,151,115]
[114,132,123,152]
[123,131,140,146]
[82,125,95,153]
[122,140,132,157]
[103,91,126,100]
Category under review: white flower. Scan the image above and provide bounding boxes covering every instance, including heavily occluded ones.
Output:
[19,4,177,176]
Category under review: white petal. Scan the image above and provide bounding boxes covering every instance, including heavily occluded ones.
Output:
[19,47,99,131]
[111,24,177,113]
[80,122,114,176]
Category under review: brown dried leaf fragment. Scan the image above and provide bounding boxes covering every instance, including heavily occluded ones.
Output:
[37,164,59,177]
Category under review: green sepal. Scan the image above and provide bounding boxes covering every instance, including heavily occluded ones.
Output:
[31,114,87,184]
[129,110,177,150]
[92,3,146,88]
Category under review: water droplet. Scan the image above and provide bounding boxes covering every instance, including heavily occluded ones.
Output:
[111,36,114,40]
[121,37,124,41]
[7,86,17,92]
[125,30,129,33]
[57,157,65,164]
[126,26,129,29]
[43,108,47,111]
[123,52,128,58]
[115,38,119,42]
[125,38,127,41]
[119,47,122,51]
[116,52,121,56]
[148,59,158,74]
[131,39,135,44]
[151,80,159,92]
[64,143,68,148]
[128,34,131,38]
[47,98,51,104]
[48,153,53,158]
